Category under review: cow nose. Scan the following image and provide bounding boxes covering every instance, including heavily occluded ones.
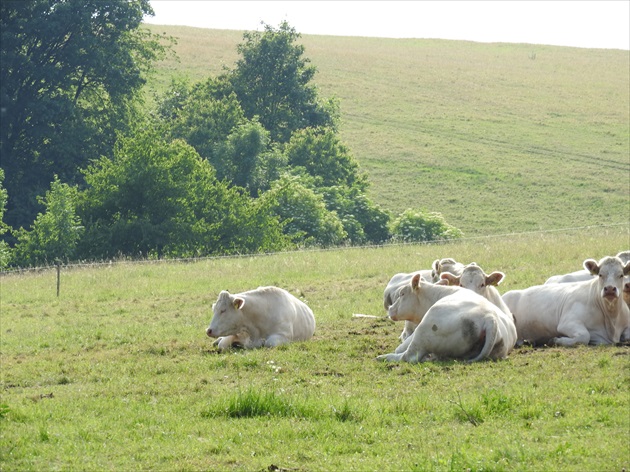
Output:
[206,328,212,337]
[624,282,630,293]
[603,286,618,298]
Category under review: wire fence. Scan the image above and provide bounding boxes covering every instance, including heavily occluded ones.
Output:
[1,222,628,277]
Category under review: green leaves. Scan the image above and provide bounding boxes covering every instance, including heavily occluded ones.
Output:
[230,21,335,143]
[391,209,464,243]
[12,176,83,266]
[78,126,288,260]
[260,174,346,247]
[1,0,168,230]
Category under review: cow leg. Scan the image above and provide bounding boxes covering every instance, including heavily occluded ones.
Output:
[394,334,414,354]
[399,321,417,342]
[264,334,290,348]
[551,321,590,346]
[376,352,405,362]
[215,335,238,351]
[377,347,430,363]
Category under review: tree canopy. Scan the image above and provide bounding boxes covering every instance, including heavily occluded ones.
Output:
[229,21,338,143]
[0,17,462,268]
[78,126,288,259]
[0,0,167,231]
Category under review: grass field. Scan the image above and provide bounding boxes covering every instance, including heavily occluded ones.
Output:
[1,227,629,470]
[143,25,630,237]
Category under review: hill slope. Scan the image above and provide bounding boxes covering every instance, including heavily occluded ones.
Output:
[144,25,630,236]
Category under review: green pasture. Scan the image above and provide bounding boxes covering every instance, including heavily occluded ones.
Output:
[1,228,629,471]
[143,25,629,237]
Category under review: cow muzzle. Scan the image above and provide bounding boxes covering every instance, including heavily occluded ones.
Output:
[388,306,400,321]
[602,286,619,301]
[206,327,215,338]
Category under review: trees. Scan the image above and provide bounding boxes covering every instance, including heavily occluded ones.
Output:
[0,170,11,268]
[78,126,288,260]
[229,21,337,143]
[0,0,167,230]
[1,15,465,266]
[284,127,363,188]
[12,176,83,267]
[260,174,346,247]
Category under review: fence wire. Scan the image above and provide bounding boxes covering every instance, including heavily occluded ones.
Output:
[1,222,628,276]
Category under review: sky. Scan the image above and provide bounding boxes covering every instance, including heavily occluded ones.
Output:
[143,1,630,50]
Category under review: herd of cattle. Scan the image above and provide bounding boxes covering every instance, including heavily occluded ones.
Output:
[205,251,630,363]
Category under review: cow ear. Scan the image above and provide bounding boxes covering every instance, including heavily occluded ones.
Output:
[486,272,505,286]
[233,297,245,310]
[583,259,599,275]
[440,272,458,286]
[412,273,422,290]
[435,278,450,286]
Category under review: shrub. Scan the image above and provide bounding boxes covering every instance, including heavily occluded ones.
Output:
[12,176,83,267]
[261,174,347,247]
[390,208,463,243]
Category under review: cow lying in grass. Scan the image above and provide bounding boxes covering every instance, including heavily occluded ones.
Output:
[502,255,630,346]
[440,263,513,320]
[206,286,316,351]
[377,273,517,363]
[383,258,465,342]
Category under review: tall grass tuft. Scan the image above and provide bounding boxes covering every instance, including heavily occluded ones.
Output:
[202,388,312,419]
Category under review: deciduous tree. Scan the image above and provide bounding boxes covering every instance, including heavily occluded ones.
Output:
[12,175,83,267]
[229,21,337,143]
[78,126,288,259]
[1,0,167,230]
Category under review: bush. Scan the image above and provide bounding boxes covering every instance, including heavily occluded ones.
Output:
[0,169,11,268]
[321,186,391,245]
[260,174,347,247]
[78,127,288,259]
[12,176,83,267]
[390,208,463,243]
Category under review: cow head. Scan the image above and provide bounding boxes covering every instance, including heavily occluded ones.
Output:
[616,250,630,265]
[388,274,425,323]
[584,256,630,304]
[431,257,464,283]
[441,263,504,296]
[388,273,450,323]
[206,290,246,338]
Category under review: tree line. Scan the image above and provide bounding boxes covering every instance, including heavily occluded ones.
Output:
[0,1,462,269]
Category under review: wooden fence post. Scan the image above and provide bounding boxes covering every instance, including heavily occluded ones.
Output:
[56,260,61,297]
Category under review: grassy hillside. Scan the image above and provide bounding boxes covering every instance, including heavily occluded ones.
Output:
[144,25,629,237]
[1,228,629,470]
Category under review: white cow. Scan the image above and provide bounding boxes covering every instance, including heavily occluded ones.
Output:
[383,270,433,310]
[544,250,630,285]
[384,258,465,341]
[206,286,316,351]
[431,257,465,283]
[544,270,593,285]
[377,274,517,363]
[502,256,630,346]
[383,269,433,341]
[440,263,513,319]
